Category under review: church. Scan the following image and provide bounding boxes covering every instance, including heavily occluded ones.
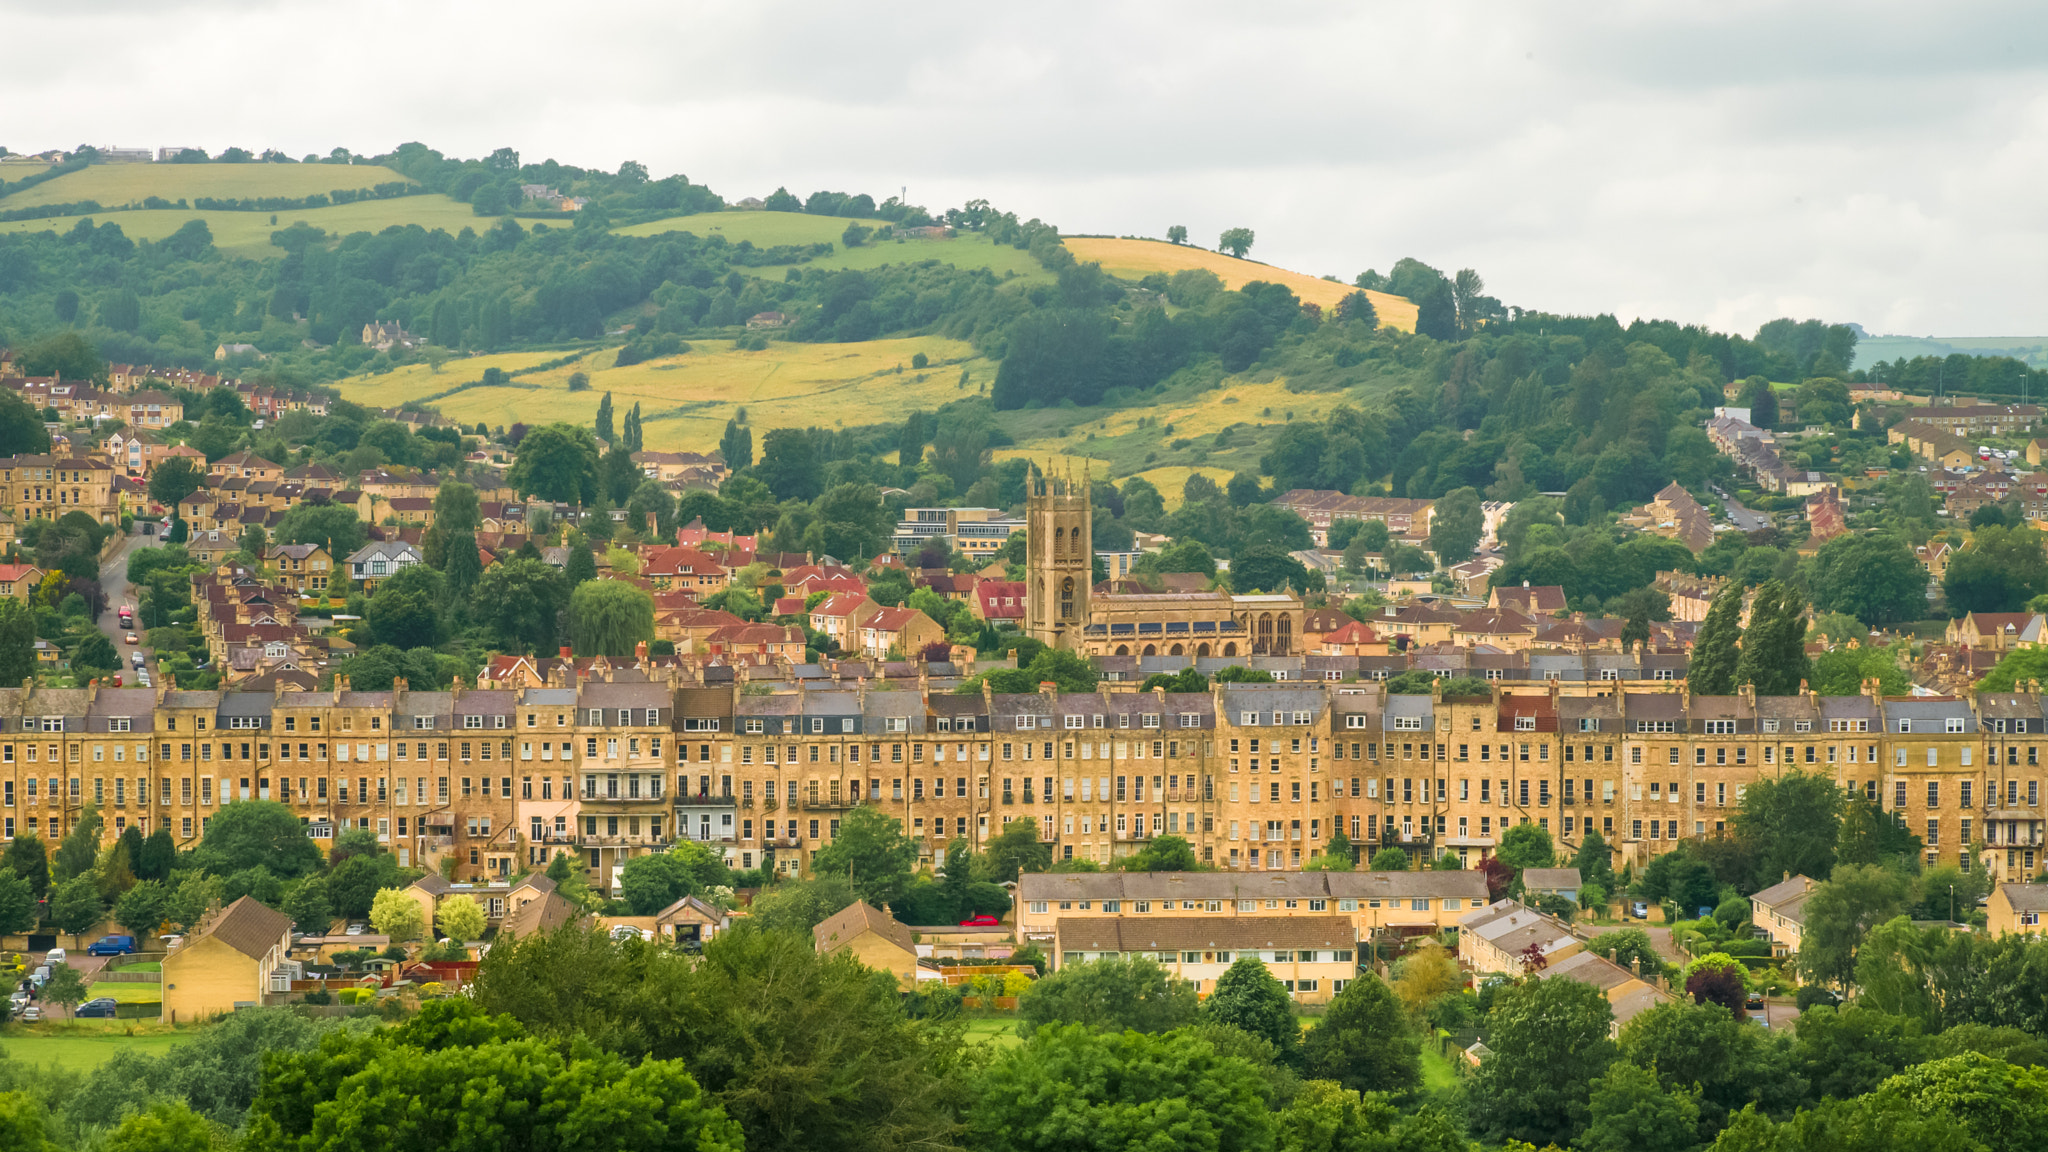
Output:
[1023,465,1305,658]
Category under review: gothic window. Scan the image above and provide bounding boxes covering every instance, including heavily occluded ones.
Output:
[1060,577,1075,620]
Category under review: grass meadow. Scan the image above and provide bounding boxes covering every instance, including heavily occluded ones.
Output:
[0,195,491,259]
[0,1024,189,1070]
[1064,238,1417,332]
[614,210,890,247]
[0,162,411,210]
[334,337,997,450]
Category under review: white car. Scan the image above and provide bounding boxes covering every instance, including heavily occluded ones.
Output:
[16,1006,39,1022]
[44,948,64,965]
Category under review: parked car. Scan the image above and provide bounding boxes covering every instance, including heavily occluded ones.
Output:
[74,997,118,1018]
[1745,991,1766,1012]
[44,948,65,965]
[17,1006,39,1022]
[138,674,152,687]
[124,632,138,645]
[29,966,50,987]
[344,923,365,936]
[86,935,136,956]
[957,914,1001,927]
[131,652,145,668]
[1630,902,1649,920]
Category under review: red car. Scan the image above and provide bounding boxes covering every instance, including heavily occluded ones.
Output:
[958,914,1001,927]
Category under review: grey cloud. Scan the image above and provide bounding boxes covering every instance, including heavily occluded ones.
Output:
[5,1,2048,334]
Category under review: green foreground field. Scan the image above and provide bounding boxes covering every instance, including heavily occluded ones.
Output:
[86,982,164,1004]
[615,209,891,247]
[0,162,411,210]
[0,1025,189,1070]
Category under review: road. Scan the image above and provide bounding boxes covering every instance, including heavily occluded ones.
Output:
[1714,487,1772,534]
[96,529,158,686]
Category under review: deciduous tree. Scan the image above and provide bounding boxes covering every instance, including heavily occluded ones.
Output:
[969,1024,1273,1152]
[567,579,655,658]
[1203,954,1301,1064]
[1301,972,1418,1096]
[1468,974,1617,1147]
[1017,955,1200,1036]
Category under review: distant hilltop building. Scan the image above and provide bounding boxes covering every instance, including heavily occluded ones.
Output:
[361,322,419,352]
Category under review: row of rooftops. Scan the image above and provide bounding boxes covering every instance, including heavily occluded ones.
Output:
[16,679,2048,738]
[1018,869,1489,903]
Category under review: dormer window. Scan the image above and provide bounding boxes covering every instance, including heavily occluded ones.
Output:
[1514,716,1535,731]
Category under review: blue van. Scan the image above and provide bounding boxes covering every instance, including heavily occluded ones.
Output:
[85,935,136,956]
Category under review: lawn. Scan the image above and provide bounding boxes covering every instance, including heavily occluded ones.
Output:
[0,1025,189,1070]
[1419,1041,1464,1092]
[86,981,163,1003]
[961,1017,1023,1048]
[1063,238,1417,332]
[0,162,411,210]
[332,337,996,451]
[0,194,493,259]
[614,209,891,247]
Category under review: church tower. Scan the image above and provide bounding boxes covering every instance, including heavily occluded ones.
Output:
[1024,464,1091,649]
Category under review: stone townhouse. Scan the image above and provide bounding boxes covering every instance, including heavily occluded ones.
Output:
[0,455,118,525]
[9,677,2048,891]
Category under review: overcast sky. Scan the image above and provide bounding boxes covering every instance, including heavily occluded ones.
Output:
[10,1,2046,337]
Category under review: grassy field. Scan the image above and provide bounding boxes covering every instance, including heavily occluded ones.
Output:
[0,162,411,209]
[334,337,997,451]
[0,195,495,259]
[0,1025,189,1069]
[87,982,163,1003]
[0,162,53,182]
[1064,238,1417,332]
[614,210,890,247]
[961,1017,1023,1047]
[993,376,1352,483]
[1419,1041,1464,1091]
[744,232,1054,283]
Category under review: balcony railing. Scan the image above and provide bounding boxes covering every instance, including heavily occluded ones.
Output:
[675,792,738,807]
[580,792,668,805]
[578,834,671,848]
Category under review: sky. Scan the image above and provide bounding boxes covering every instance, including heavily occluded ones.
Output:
[8,1,2048,338]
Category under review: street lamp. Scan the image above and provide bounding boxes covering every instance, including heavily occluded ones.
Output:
[1950,882,1956,924]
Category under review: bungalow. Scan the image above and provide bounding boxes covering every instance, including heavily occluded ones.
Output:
[162,895,293,1023]
[813,901,922,990]
[1520,867,1583,904]
[654,894,730,944]
[1536,950,1674,1036]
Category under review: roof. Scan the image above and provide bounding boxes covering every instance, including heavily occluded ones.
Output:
[195,895,292,961]
[501,891,581,938]
[812,901,916,956]
[1520,868,1583,891]
[1459,899,1579,962]
[1750,874,1818,918]
[1997,884,2048,914]
[1056,915,1357,952]
[1017,870,1486,903]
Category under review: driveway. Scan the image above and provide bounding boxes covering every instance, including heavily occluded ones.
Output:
[96,529,158,684]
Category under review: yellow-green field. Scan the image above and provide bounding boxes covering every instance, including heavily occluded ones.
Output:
[0,195,492,259]
[745,232,1054,283]
[334,338,998,450]
[1064,238,1417,331]
[0,162,411,210]
[614,209,891,247]
[0,162,53,181]
[1126,465,1237,508]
